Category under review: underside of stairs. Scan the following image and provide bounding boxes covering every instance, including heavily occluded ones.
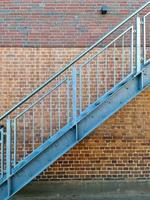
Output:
[0,2,150,200]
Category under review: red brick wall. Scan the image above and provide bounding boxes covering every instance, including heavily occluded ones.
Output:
[0,1,150,182]
[0,46,133,115]
[0,0,149,47]
[0,48,83,115]
[0,47,150,181]
[37,87,150,181]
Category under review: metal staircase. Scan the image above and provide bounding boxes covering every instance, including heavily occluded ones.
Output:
[0,2,150,199]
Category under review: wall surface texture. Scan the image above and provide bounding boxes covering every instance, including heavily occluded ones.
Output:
[0,0,150,182]
[0,0,149,47]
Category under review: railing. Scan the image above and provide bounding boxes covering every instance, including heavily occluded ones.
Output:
[0,2,150,182]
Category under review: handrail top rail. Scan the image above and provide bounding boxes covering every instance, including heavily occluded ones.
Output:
[0,1,150,121]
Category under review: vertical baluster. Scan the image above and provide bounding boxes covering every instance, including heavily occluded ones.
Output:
[122,35,125,79]
[79,66,82,114]
[88,62,91,105]
[58,85,61,130]
[67,79,70,123]
[136,16,141,73]
[143,16,146,64]
[6,119,12,197]
[41,100,44,143]
[23,114,26,158]
[113,42,116,85]
[0,127,4,178]
[131,27,134,74]
[72,66,77,123]
[13,118,17,166]
[105,49,108,92]
[96,56,99,99]
[32,108,35,150]
[72,66,78,140]
[50,95,53,137]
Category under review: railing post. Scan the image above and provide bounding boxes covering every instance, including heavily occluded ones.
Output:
[14,118,17,166]
[0,126,4,179]
[72,66,79,141]
[72,66,77,123]
[142,16,146,64]
[136,16,141,73]
[6,119,12,196]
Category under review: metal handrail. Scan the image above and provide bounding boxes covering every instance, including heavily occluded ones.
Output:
[80,26,133,69]
[0,1,150,121]
[15,78,67,120]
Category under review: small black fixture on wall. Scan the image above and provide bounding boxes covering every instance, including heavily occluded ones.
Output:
[100,5,108,15]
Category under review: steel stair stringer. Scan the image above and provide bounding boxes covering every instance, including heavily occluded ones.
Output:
[1,62,150,200]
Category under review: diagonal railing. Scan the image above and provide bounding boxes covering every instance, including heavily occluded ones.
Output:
[0,1,150,183]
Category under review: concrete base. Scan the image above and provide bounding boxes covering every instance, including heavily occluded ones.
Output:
[12,180,150,200]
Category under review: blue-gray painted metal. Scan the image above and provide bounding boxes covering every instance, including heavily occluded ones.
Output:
[72,66,77,123]
[58,85,61,131]
[13,119,17,166]
[143,12,150,64]
[32,108,35,150]
[0,1,149,121]
[136,16,141,73]
[0,2,150,199]
[6,119,12,197]
[0,62,150,200]
[67,79,70,123]
[0,4,144,174]
[49,96,52,137]
[0,128,4,179]
[130,27,134,74]
[15,78,67,120]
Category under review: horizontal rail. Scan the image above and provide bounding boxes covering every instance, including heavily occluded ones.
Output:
[15,78,67,120]
[0,1,149,121]
[144,11,150,18]
[80,26,133,68]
